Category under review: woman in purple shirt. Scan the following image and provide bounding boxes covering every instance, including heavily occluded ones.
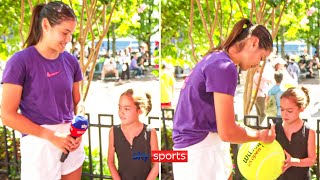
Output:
[1,2,84,180]
[173,18,276,179]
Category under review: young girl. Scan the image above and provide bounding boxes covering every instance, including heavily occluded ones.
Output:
[107,89,159,180]
[172,18,276,179]
[1,2,84,180]
[276,87,316,180]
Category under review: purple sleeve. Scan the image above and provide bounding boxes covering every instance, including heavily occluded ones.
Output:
[203,60,237,96]
[1,53,26,86]
[72,56,83,82]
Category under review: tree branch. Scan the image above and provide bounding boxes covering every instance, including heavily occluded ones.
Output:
[189,0,198,62]
[195,0,213,48]
[19,0,25,47]
[236,0,244,17]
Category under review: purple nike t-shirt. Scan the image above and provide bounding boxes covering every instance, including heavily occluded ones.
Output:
[2,46,83,125]
[173,51,238,148]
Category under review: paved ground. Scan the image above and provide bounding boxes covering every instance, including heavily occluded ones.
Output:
[84,76,160,124]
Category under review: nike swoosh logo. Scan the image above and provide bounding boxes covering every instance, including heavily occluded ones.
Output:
[47,71,61,78]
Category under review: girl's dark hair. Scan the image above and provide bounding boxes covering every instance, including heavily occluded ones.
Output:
[121,89,152,116]
[205,18,273,55]
[24,1,76,48]
[280,87,310,108]
[274,71,283,83]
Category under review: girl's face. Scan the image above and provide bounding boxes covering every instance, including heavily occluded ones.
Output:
[44,19,76,53]
[118,95,142,125]
[280,97,304,124]
[238,37,271,70]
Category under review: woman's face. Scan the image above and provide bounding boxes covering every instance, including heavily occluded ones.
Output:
[44,19,77,53]
[238,38,271,71]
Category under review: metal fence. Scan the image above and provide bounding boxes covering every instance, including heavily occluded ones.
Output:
[1,111,319,180]
[0,113,159,180]
[0,126,20,180]
[159,109,320,180]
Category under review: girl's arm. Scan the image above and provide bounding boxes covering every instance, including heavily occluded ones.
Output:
[107,127,121,180]
[214,92,275,144]
[1,83,77,154]
[146,128,159,180]
[283,129,316,170]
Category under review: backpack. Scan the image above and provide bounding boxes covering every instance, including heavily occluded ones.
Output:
[265,95,277,117]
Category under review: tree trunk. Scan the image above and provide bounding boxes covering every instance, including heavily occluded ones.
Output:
[112,23,116,57]
[281,26,285,58]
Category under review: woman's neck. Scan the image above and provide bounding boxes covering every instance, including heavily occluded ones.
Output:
[226,46,240,65]
[35,43,59,60]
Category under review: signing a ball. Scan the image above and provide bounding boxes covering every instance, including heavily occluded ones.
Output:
[237,140,285,180]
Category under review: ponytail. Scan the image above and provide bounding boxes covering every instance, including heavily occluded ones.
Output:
[23,1,76,48]
[205,18,273,56]
[24,4,45,48]
[301,86,310,108]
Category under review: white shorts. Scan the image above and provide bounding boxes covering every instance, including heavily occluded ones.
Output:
[20,123,85,180]
[173,133,233,180]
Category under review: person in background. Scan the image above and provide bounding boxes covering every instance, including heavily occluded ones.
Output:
[253,63,273,124]
[107,89,159,180]
[268,71,284,117]
[1,2,84,180]
[172,18,275,180]
[101,55,121,82]
[130,52,143,78]
[160,63,175,108]
[120,48,131,81]
[286,57,300,83]
[273,57,298,90]
[276,87,316,180]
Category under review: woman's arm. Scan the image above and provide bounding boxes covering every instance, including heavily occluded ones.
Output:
[107,127,121,180]
[1,83,76,153]
[214,92,275,144]
[146,128,159,180]
[72,81,85,116]
[72,81,85,150]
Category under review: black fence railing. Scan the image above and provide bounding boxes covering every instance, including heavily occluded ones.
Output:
[159,109,320,180]
[1,112,319,180]
[82,113,113,179]
[0,113,160,180]
[0,126,20,179]
[160,108,174,180]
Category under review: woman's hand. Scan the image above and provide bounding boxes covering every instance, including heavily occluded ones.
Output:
[49,132,80,153]
[258,125,276,143]
[71,136,82,151]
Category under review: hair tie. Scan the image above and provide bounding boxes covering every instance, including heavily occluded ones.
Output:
[249,24,258,34]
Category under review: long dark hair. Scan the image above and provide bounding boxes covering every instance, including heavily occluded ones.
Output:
[205,18,273,56]
[24,1,76,48]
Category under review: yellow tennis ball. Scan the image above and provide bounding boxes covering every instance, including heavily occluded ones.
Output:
[237,140,285,180]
